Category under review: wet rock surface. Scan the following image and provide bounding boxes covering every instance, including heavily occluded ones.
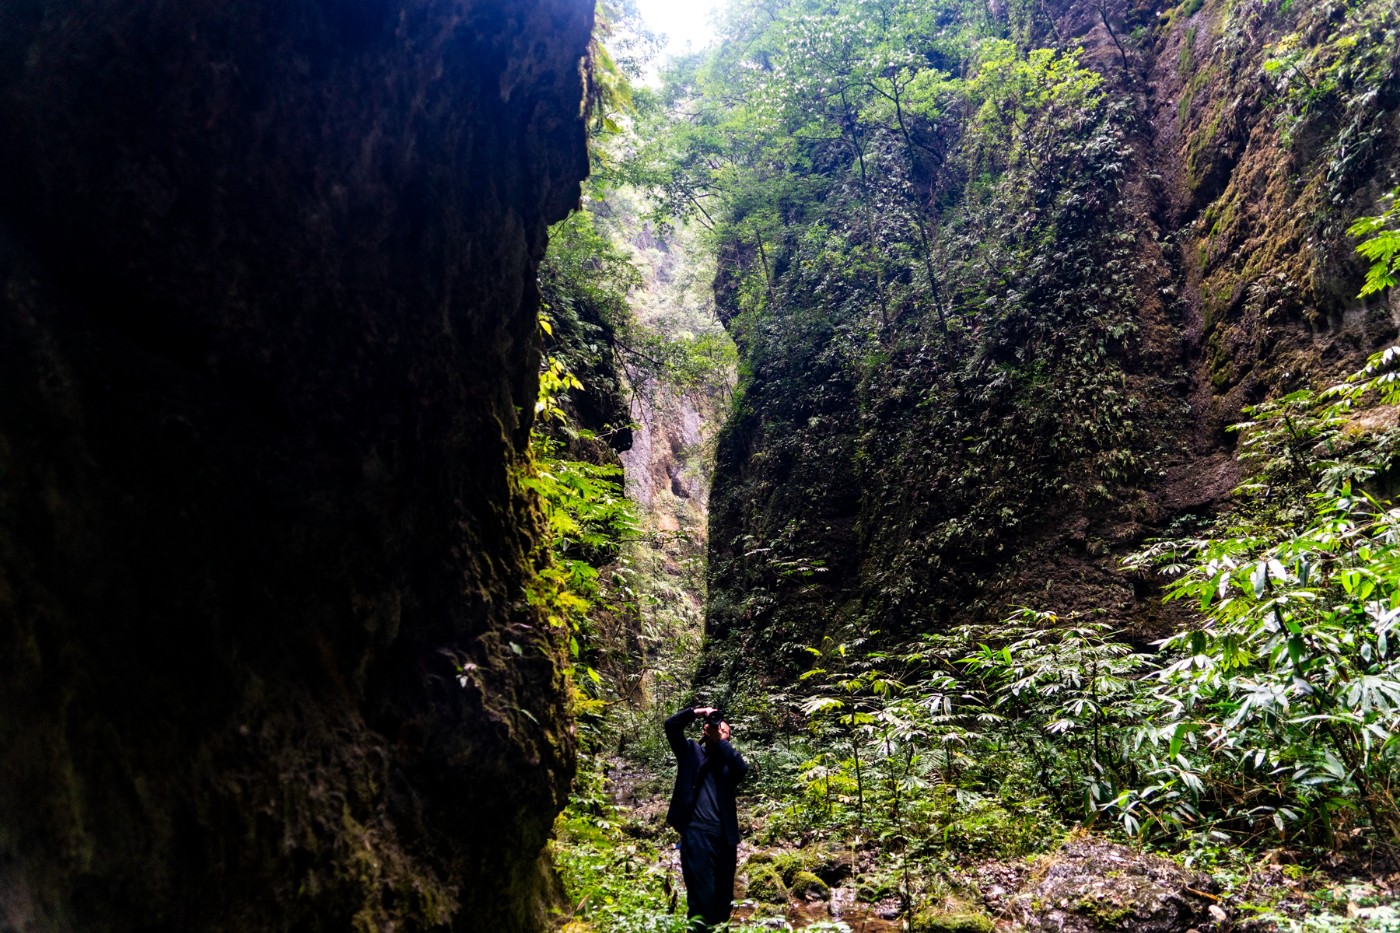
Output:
[0,1,592,930]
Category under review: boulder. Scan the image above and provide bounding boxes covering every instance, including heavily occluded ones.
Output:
[1008,835,1218,933]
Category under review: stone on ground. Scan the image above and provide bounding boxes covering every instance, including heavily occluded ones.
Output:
[1005,835,1218,933]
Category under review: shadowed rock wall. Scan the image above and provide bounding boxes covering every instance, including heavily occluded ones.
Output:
[0,1,592,930]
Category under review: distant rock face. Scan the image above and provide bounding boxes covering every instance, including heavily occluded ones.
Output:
[624,378,709,515]
[0,1,591,930]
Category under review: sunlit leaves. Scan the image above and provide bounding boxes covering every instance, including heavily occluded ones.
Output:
[524,357,638,701]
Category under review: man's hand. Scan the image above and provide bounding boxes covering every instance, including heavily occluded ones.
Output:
[694,707,731,744]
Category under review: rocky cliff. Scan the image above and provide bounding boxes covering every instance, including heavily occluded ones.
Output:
[0,1,592,929]
[703,0,1400,687]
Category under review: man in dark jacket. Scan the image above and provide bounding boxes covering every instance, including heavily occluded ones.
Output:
[665,705,750,929]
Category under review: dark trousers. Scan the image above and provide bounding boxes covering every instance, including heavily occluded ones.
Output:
[679,824,737,930]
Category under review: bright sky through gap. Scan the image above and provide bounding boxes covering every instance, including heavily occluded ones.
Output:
[633,0,722,60]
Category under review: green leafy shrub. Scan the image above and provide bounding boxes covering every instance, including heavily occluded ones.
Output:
[1262,0,1400,192]
[1118,346,1400,847]
[1350,187,1400,297]
[524,356,638,692]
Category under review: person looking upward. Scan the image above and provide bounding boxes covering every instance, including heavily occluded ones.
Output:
[664,705,750,930]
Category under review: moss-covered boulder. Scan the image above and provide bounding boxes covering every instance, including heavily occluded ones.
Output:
[744,862,788,902]
[743,845,843,903]
[789,869,831,901]
[912,908,997,933]
[747,843,854,890]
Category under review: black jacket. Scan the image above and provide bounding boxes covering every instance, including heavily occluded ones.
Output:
[664,707,749,845]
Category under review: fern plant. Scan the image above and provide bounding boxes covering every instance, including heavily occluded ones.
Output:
[957,611,1161,825]
[1350,187,1400,298]
[523,341,638,702]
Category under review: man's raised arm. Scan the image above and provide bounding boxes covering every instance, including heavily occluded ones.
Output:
[664,707,696,758]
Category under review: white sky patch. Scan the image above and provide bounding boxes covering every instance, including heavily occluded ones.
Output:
[634,0,722,60]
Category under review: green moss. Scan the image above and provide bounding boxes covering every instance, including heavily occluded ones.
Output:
[1208,198,1240,240]
[769,850,815,880]
[1179,24,1198,74]
[1076,895,1136,925]
[1179,64,1219,147]
[1206,326,1236,390]
[912,908,997,933]
[751,846,835,884]
[744,863,788,902]
[748,848,848,904]
[789,870,830,900]
[1187,107,1226,188]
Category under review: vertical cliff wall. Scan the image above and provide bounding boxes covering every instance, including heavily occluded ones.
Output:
[702,0,1400,686]
[0,1,592,930]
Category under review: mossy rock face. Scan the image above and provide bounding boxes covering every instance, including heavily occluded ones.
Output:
[0,0,593,930]
[913,909,997,933]
[698,0,1400,701]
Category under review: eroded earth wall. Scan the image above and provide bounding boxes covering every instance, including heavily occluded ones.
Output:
[0,1,592,930]
[704,0,1400,686]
